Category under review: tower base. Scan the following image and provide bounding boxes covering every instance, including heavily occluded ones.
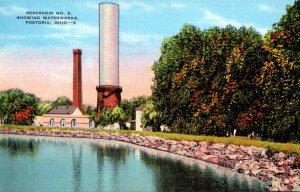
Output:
[96,85,122,113]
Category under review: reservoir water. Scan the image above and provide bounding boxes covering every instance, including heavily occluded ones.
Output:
[0,134,267,192]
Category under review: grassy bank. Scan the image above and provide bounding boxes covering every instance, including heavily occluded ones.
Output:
[1,124,300,156]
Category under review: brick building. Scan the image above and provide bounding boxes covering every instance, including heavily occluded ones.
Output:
[42,106,94,128]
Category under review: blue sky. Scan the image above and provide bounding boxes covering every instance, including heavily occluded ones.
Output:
[0,0,295,105]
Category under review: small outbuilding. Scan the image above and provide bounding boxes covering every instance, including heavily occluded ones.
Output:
[42,106,94,129]
[135,104,145,131]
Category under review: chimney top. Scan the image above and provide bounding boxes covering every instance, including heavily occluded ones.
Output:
[73,49,82,54]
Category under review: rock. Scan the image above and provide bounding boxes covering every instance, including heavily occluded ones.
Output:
[261,149,267,157]
[271,179,281,190]
[228,155,237,160]
[167,140,177,145]
[169,144,179,152]
[278,152,286,159]
[194,151,205,159]
[274,168,286,174]
[278,184,289,191]
[157,144,169,151]
[180,141,197,148]
[251,169,261,175]
[199,142,208,148]
[244,170,250,175]
[291,182,300,191]
[277,161,285,166]
[185,151,194,157]
[211,143,225,150]
[206,156,219,164]
[283,178,290,185]
[175,149,186,156]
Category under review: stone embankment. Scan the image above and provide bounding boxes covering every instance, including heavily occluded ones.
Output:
[1,129,299,191]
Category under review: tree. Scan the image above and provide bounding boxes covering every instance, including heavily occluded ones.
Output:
[82,104,95,116]
[152,24,264,135]
[119,96,147,121]
[52,96,72,107]
[37,101,53,116]
[0,89,39,125]
[92,97,147,129]
[255,0,300,142]
[141,99,161,131]
[152,24,202,130]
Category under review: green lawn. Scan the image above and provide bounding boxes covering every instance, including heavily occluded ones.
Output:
[1,124,300,157]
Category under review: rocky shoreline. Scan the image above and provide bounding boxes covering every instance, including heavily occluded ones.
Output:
[1,129,299,191]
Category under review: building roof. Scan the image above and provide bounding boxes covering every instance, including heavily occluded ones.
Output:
[48,105,77,115]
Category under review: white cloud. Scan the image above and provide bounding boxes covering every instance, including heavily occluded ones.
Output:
[258,4,278,13]
[120,32,162,44]
[161,2,189,9]
[119,1,153,12]
[0,6,27,15]
[202,9,269,35]
[203,10,243,27]
[46,23,98,40]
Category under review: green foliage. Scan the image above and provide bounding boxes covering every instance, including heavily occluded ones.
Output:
[36,97,73,116]
[152,24,264,136]
[142,99,161,131]
[119,96,147,121]
[271,1,300,62]
[0,88,39,125]
[52,96,72,107]
[93,97,147,129]
[111,106,126,122]
[94,106,126,128]
[37,101,53,116]
[257,1,300,142]
[152,1,300,142]
[94,107,114,127]
[82,104,95,115]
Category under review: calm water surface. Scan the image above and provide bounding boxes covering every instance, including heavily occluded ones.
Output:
[0,134,267,192]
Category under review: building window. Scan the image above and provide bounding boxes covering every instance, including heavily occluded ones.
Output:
[60,119,66,128]
[89,120,94,128]
[71,119,77,128]
[50,118,55,127]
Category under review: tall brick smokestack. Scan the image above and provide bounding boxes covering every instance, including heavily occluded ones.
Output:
[73,49,82,111]
[96,3,122,113]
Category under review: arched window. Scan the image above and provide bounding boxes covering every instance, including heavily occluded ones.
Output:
[50,118,55,127]
[89,120,94,128]
[71,119,77,128]
[60,119,66,128]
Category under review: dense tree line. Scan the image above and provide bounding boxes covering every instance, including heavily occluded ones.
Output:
[151,1,300,142]
[0,89,75,125]
[0,89,39,125]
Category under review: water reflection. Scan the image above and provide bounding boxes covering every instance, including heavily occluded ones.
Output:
[91,143,130,167]
[72,145,82,192]
[91,143,131,192]
[140,152,265,192]
[0,135,267,192]
[0,136,39,158]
